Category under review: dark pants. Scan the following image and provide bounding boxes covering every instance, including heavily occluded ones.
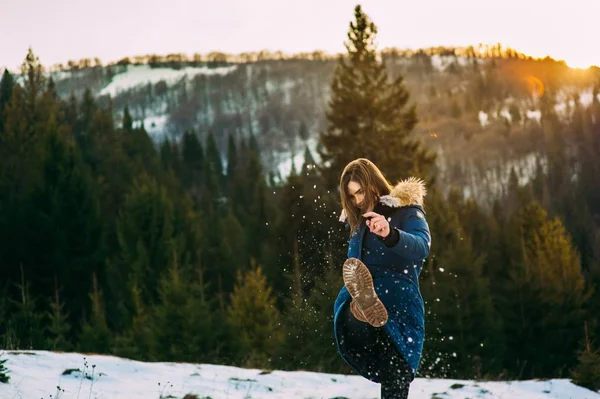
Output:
[338,303,413,399]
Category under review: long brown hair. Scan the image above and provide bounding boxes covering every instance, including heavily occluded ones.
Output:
[340,158,393,233]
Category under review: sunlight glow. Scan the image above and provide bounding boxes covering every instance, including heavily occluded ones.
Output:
[564,57,598,70]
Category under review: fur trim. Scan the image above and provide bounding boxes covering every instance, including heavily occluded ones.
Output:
[385,177,426,208]
[339,177,426,223]
[339,208,347,223]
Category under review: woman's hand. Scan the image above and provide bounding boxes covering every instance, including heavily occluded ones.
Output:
[363,211,390,238]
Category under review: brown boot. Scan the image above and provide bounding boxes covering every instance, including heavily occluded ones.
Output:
[343,258,388,327]
[350,300,369,323]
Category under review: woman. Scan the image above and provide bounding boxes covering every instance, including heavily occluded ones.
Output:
[333,158,431,399]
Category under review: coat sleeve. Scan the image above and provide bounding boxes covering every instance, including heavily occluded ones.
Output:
[387,207,431,260]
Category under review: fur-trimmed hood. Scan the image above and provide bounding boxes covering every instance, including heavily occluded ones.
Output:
[339,177,426,223]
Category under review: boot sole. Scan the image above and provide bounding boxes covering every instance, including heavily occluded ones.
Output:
[343,258,388,327]
[350,300,368,323]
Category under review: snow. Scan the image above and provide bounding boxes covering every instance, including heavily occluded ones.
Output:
[50,70,76,82]
[430,55,446,72]
[275,137,320,180]
[527,110,542,122]
[430,55,481,71]
[579,89,600,107]
[479,108,543,127]
[479,111,489,127]
[136,114,170,141]
[553,88,600,117]
[499,109,512,122]
[1,350,598,399]
[99,64,238,97]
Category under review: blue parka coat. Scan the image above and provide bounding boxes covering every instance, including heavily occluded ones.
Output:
[333,178,431,379]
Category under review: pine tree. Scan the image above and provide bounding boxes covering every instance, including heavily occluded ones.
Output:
[79,274,111,353]
[159,138,183,179]
[109,176,184,315]
[180,130,205,201]
[420,189,505,378]
[20,48,46,122]
[319,5,435,187]
[275,150,345,299]
[499,202,590,377]
[46,76,57,100]
[227,263,284,368]
[152,260,218,362]
[220,207,248,275]
[0,54,48,201]
[63,92,78,130]
[571,323,600,391]
[6,268,45,349]
[122,105,133,132]
[28,126,104,333]
[114,282,155,360]
[277,263,345,373]
[298,120,309,142]
[0,68,15,134]
[46,280,72,351]
[246,134,275,265]
[76,88,96,138]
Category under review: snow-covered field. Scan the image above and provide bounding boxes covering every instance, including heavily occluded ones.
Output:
[0,351,598,399]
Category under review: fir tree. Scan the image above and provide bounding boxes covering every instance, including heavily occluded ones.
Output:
[7,268,45,349]
[298,120,309,142]
[122,105,133,132]
[110,176,184,313]
[114,282,155,361]
[63,92,78,130]
[180,130,205,199]
[275,150,344,298]
[220,207,248,277]
[277,263,344,373]
[77,88,96,138]
[159,138,183,179]
[152,259,217,363]
[420,189,505,378]
[79,274,111,353]
[28,126,104,332]
[227,263,284,368]
[46,280,72,351]
[571,322,600,391]
[0,68,15,134]
[0,56,48,201]
[319,5,435,187]
[246,134,275,265]
[46,76,57,100]
[20,48,46,121]
[499,202,590,377]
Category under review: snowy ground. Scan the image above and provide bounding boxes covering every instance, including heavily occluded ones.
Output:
[0,351,598,399]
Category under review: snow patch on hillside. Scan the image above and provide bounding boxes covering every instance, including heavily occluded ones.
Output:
[100,64,237,97]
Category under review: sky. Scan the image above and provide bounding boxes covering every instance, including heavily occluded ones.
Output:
[2,0,599,71]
